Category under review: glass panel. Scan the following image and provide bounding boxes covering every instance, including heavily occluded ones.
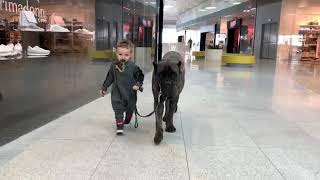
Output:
[278,0,320,61]
[0,0,96,57]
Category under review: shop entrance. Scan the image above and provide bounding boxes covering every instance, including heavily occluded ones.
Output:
[227,28,240,53]
[261,22,279,60]
[200,32,207,51]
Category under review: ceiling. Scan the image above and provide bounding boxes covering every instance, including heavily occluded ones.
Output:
[164,0,251,24]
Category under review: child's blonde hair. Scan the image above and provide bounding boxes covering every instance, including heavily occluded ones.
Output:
[117,39,134,52]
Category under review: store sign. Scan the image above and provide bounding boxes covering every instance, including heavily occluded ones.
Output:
[0,0,46,19]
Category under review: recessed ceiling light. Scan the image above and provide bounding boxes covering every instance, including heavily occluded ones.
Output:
[243,10,250,12]
[233,2,241,5]
[199,9,207,12]
[205,6,217,10]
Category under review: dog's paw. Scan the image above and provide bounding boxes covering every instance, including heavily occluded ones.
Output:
[154,132,163,145]
[165,124,176,133]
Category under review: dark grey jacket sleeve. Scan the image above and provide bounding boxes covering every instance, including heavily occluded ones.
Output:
[102,66,114,91]
[134,65,144,87]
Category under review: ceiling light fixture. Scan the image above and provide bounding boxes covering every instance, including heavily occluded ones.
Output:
[199,9,207,12]
[233,2,241,5]
[205,6,217,10]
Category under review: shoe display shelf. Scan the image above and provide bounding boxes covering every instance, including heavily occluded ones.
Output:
[299,25,320,63]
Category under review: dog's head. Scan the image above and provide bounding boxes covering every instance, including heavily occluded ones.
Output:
[153,61,182,97]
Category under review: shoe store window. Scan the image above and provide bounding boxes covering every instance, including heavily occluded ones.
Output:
[0,0,95,60]
[278,0,320,62]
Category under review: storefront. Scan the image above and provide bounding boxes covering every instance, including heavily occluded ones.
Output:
[0,0,158,62]
[219,8,256,55]
[278,0,320,62]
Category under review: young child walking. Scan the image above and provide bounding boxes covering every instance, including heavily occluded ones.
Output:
[100,40,144,135]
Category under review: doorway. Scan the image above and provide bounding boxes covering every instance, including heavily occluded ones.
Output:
[200,32,207,51]
[227,28,240,53]
[261,23,279,60]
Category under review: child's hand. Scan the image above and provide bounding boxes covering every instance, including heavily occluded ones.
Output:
[132,85,140,91]
[100,90,107,97]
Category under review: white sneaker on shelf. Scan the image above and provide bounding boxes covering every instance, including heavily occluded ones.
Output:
[0,44,11,53]
[14,43,22,54]
[74,28,94,35]
[7,43,14,51]
[0,44,14,57]
[27,46,50,56]
[8,51,18,56]
[47,24,70,32]
[0,52,13,57]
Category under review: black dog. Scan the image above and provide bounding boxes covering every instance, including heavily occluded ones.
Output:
[152,51,185,145]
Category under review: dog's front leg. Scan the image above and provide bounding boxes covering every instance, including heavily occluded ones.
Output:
[165,98,177,133]
[154,96,165,145]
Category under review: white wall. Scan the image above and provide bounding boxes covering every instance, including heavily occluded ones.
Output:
[162,28,178,43]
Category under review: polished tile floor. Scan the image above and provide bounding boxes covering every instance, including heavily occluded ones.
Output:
[0,56,320,179]
[0,54,112,146]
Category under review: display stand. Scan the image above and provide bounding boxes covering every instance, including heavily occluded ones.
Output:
[299,25,320,62]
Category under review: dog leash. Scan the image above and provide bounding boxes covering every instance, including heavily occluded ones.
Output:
[134,91,164,128]
[134,108,155,128]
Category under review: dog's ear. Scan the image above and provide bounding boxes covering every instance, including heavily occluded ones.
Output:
[177,61,182,73]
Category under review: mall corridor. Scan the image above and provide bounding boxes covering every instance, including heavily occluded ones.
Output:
[1,0,320,179]
[0,56,320,179]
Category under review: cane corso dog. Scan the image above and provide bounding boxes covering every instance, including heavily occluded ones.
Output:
[152,51,185,145]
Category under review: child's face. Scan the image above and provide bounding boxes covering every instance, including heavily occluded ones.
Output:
[116,47,132,62]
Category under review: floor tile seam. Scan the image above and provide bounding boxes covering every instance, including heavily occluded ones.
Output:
[291,74,320,96]
[179,108,191,180]
[88,135,116,180]
[37,138,111,142]
[268,110,320,143]
[186,143,263,149]
[234,118,287,180]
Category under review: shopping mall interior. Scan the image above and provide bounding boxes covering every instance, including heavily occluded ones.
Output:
[0,0,320,179]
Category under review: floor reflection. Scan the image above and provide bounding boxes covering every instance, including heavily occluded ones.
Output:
[0,54,112,146]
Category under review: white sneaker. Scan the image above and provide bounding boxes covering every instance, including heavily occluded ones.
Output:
[33,46,50,54]
[0,52,13,57]
[0,44,14,56]
[47,25,70,32]
[27,46,50,56]
[74,28,94,35]
[8,51,18,56]
[0,44,11,53]
[14,43,22,54]
[7,43,14,51]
